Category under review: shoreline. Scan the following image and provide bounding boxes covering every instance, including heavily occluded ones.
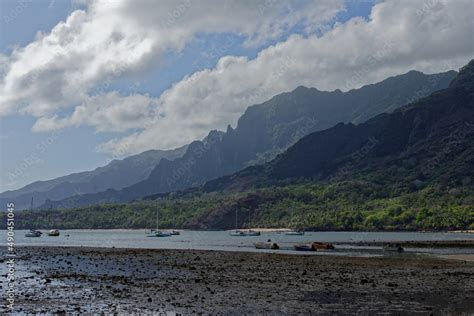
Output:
[2,246,473,314]
[4,244,474,261]
[9,227,474,233]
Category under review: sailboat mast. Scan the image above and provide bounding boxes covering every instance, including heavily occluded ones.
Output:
[156,200,159,231]
[248,209,251,231]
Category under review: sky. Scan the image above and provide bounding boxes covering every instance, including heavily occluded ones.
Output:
[0,0,473,193]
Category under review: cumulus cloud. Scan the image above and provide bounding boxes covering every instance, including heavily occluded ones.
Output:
[1,0,473,156]
[32,92,157,132]
[99,0,474,155]
[0,0,342,116]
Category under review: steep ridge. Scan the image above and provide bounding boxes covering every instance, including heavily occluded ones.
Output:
[44,70,457,208]
[204,60,474,193]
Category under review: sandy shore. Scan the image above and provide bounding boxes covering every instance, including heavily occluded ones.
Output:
[2,246,474,315]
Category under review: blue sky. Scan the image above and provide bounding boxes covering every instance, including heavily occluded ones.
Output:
[0,0,471,192]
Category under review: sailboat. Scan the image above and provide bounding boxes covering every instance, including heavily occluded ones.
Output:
[169,215,180,235]
[229,209,260,236]
[230,210,246,236]
[147,203,172,238]
[245,209,260,236]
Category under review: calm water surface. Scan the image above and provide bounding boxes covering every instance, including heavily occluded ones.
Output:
[3,230,473,257]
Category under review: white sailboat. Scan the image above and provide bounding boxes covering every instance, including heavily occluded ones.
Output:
[229,209,260,236]
[245,209,260,236]
[230,209,246,236]
[147,203,171,238]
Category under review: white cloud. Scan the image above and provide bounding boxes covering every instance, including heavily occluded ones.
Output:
[99,0,474,155]
[32,92,157,132]
[0,0,342,116]
[1,0,473,157]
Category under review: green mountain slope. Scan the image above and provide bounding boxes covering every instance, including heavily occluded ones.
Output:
[44,69,457,209]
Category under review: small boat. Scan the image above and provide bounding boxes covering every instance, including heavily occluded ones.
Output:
[230,230,261,236]
[294,244,314,251]
[285,230,305,236]
[147,204,172,237]
[255,241,279,249]
[245,230,261,236]
[170,230,180,235]
[47,229,60,237]
[294,242,335,251]
[147,230,172,237]
[383,243,404,252]
[230,209,261,236]
[25,229,42,238]
[311,242,335,250]
[230,230,246,236]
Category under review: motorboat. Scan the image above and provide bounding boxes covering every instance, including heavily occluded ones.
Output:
[25,229,42,238]
[169,230,180,235]
[47,229,60,236]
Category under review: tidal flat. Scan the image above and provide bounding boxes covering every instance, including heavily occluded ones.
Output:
[1,246,474,314]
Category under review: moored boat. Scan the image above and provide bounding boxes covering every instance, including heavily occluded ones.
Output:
[47,229,60,236]
[311,242,335,250]
[147,231,172,237]
[147,203,172,238]
[294,244,314,251]
[285,230,305,236]
[294,242,335,251]
[245,230,261,236]
[255,241,279,249]
[230,230,246,236]
[25,229,42,238]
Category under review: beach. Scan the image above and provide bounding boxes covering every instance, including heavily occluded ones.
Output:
[2,246,474,314]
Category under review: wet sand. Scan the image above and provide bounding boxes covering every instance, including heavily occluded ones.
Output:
[2,246,474,315]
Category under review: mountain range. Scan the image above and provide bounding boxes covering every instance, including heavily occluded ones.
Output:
[5,60,473,231]
[0,145,187,210]
[189,60,474,229]
[36,69,457,209]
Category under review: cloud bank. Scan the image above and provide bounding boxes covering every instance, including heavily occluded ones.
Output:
[1,0,473,156]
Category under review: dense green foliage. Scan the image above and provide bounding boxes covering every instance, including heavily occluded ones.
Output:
[4,63,473,231]
[6,182,473,231]
[41,70,457,209]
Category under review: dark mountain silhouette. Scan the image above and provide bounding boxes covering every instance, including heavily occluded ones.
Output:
[0,145,187,210]
[42,69,457,209]
[204,60,474,192]
[184,60,474,229]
